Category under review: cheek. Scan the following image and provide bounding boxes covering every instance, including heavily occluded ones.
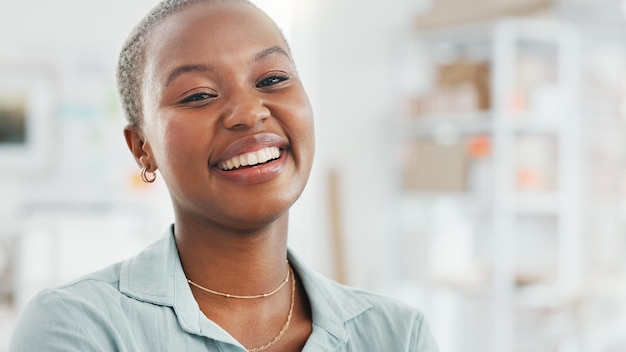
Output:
[282,96,315,177]
[293,97,315,153]
[272,89,314,143]
[153,116,206,170]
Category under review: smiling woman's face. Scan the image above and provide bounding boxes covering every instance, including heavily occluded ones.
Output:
[133,0,315,232]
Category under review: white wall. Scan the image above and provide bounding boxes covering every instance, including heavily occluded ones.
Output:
[0,1,157,61]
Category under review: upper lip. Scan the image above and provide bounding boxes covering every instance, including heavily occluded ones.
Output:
[211,133,288,167]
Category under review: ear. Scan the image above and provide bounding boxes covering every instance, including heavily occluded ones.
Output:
[124,124,156,170]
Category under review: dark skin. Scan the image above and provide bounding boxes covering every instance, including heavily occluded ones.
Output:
[123,1,315,350]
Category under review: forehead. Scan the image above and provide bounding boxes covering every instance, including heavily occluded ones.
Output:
[143,1,289,80]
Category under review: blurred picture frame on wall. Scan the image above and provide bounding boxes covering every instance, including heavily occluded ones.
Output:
[0,67,53,171]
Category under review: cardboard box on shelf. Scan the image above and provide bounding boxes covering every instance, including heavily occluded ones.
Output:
[410,84,481,117]
[416,0,553,29]
[437,60,491,111]
[408,60,491,118]
[402,138,470,191]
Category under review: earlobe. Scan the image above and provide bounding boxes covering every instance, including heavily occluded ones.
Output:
[123,124,155,169]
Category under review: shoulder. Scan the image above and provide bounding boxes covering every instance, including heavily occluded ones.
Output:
[8,263,125,352]
[332,282,439,351]
[41,260,124,304]
[325,278,426,325]
[297,267,439,351]
[27,260,123,307]
[291,252,428,327]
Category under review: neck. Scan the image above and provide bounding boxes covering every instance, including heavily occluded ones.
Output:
[174,214,290,297]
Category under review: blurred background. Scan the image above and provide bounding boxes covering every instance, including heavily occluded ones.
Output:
[1,0,626,351]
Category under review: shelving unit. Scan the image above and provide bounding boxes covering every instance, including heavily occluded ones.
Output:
[391,19,581,352]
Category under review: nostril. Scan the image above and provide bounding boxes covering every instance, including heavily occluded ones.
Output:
[228,122,251,130]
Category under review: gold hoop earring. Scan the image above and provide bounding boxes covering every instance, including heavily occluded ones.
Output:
[140,166,157,183]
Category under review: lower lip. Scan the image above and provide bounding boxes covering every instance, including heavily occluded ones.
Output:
[213,152,287,184]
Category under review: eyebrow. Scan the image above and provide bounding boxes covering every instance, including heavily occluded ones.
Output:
[164,64,214,87]
[163,47,291,87]
[253,46,291,62]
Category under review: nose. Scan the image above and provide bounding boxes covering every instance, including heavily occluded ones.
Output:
[221,91,270,130]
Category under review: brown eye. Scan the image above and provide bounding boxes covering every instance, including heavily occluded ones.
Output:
[256,74,289,88]
[179,92,217,104]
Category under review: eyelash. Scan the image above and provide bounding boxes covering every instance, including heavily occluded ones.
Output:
[256,73,290,88]
[179,92,217,104]
[177,73,290,105]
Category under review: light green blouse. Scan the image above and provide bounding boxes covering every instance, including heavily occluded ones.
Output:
[9,226,439,351]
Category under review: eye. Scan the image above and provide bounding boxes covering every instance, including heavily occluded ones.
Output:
[178,92,217,105]
[256,73,290,88]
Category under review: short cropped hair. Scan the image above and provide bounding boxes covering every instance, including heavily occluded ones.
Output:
[116,0,252,126]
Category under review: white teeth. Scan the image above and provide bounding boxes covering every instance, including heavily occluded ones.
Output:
[218,147,281,171]
[247,153,258,166]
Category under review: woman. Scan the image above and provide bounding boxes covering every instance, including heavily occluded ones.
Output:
[9,0,439,351]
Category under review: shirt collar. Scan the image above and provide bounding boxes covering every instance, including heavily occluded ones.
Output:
[288,251,372,347]
[119,225,373,348]
[119,226,231,340]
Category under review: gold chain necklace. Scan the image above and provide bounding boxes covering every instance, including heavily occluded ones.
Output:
[187,261,290,299]
[247,266,295,352]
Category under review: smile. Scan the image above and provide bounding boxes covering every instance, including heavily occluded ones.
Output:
[217,146,281,171]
